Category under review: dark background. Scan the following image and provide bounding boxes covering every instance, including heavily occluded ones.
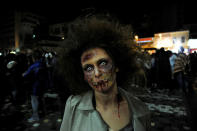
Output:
[0,0,196,37]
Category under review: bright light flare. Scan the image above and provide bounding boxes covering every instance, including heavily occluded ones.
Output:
[188,39,197,48]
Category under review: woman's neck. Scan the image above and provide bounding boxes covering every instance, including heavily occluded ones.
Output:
[94,83,119,111]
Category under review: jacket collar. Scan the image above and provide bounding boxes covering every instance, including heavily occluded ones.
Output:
[76,88,149,118]
[76,88,128,111]
[77,90,95,110]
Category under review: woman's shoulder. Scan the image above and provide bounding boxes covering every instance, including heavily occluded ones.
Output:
[66,94,82,107]
[66,91,92,108]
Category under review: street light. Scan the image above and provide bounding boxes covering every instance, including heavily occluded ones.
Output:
[135,35,139,41]
[134,35,140,47]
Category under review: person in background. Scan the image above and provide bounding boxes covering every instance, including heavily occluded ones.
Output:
[22,50,47,122]
[169,51,178,92]
[59,14,150,131]
[155,48,172,89]
[173,46,189,94]
[169,52,177,78]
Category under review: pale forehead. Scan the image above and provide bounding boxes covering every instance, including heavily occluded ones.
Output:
[81,48,110,64]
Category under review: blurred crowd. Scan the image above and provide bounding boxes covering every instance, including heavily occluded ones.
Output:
[0,48,70,123]
[0,46,197,123]
[134,47,197,94]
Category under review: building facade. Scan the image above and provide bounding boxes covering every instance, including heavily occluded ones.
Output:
[0,10,46,49]
[49,22,68,39]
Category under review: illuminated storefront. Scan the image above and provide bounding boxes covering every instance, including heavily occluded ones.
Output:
[136,37,155,54]
[136,30,190,53]
[188,39,197,53]
[153,30,189,53]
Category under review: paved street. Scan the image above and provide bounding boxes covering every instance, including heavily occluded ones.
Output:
[0,95,62,131]
[136,88,192,131]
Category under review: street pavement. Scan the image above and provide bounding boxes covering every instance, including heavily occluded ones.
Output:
[0,95,62,131]
[135,88,192,131]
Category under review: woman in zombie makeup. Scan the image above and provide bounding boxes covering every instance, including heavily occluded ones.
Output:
[58,14,150,131]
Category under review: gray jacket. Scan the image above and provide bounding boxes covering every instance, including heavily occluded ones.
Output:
[60,88,150,131]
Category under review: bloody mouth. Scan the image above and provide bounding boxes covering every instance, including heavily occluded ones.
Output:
[94,80,108,89]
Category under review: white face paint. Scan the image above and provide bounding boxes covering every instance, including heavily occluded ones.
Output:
[81,48,117,93]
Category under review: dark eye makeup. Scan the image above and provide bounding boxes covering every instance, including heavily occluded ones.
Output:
[83,64,94,72]
[97,59,109,66]
[83,58,110,72]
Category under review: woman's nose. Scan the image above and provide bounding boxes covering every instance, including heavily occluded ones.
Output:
[94,67,101,77]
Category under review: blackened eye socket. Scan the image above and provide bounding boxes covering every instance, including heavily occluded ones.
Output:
[83,65,94,72]
[98,59,108,67]
[100,61,106,66]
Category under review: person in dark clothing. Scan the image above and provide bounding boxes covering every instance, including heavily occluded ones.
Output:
[22,50,47,122]
[155,48,172,89]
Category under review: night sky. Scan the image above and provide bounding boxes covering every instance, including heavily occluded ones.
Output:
[1,0,197,37]
[0,1,162,21]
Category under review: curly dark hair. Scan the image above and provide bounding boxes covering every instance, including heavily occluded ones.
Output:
[56,14,140,95]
